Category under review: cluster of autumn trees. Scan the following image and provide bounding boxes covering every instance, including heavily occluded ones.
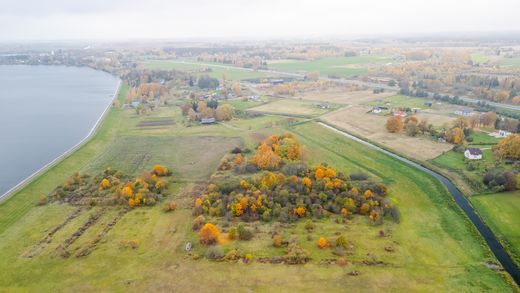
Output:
[193,135,399,225]
[494,134,520,160]
[180,99,234,123]
[385,115,436,138]
[249,134,302,170]
[385,112,517,145]
[46,165,171,208]
[372,47,520,105]
[125,83,169,104]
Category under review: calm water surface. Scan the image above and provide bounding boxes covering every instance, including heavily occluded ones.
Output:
[0,65,119,195]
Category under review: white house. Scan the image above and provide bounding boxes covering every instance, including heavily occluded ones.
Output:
[498,130,511,138]
[454,108,473,117]
[464,148,483,160]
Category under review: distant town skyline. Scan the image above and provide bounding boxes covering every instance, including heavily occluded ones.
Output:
[1,0,519,40]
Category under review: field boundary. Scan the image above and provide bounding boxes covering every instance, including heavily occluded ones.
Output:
[0,78,121,203]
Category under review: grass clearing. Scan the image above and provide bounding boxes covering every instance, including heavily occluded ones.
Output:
[471,191,520,267]
[141,60,270,80]
[248,98,336,117]
[500,57,520,68]
[367,95,434,109]
[267,56,391,77]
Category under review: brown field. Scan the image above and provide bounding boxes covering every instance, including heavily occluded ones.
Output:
[321,106,453,160]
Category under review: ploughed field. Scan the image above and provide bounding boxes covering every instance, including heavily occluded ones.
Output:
[0,85,515,292]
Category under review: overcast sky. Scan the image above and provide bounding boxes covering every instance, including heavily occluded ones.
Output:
[1,0,519,40]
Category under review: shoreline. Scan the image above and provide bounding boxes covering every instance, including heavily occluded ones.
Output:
[0,77,121,203]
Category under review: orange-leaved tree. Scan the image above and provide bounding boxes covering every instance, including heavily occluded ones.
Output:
[199,223,220,245]
[386,116,404,133]
[494,134,520,160]
[317,237,328,249]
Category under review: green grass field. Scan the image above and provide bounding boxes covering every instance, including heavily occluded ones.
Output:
[267,56,390,77]
[431,148,495,172]
[141,60,269,80]
[0,84,516,291]
[471,53,492,64]
[248,98,336,117]
[500,57,520,68]
[469,132,501,145]
[471,191,520,267]
[367,95,430,109]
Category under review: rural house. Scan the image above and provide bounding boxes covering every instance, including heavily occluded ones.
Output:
[200,117,216,124]
[393,110,407,117]
[454,108,473,117]
[464,148,483,160]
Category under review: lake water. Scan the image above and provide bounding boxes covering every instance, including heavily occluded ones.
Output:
[0,65,119,196]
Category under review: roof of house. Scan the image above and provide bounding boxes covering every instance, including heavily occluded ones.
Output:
[201,117,216,124]
[466,148,482,156]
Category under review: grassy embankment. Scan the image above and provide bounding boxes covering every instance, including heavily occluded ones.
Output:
[471,191,520,267]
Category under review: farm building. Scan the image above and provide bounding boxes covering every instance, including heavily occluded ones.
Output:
[393,110,407,117]
[454,108,473,117]
[200,117,216,124]
[269,79,285,85]
[489,130,512,138]
[464,148,483,160]
[130,100,140,108]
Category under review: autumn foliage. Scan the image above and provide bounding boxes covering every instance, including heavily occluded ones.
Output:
[317,237,328,249]
[494,134,520,160]
[46,166,172,209]
[199,223,220,245]
[386,116,404,133]
[251,134,302,170]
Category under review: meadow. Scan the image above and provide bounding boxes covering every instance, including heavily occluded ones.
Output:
[248,98,337,117]
[500,57,520,68]
[267,56,390,77]
[141,60,270,80]
[0,83,516,291]
[471,191,520,267]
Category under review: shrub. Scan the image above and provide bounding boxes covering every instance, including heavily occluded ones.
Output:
[317,237,328,249]
[231,147,242,154]
[304,220,315,232]
[199,223,220,245]
[36,195,47,206]
[192,215,206,230]
[237,224,254,241]
[336,235,348,248]
[336,257,347,266]
[163,201,177,212]
[332,246,345,256]
[284,241,310,264]
[243,253,253,264]
[224,248,240,261]
[349,173,368,181]
[205,245,224,260]
[228,227,238,240]
[272,234,283,247]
